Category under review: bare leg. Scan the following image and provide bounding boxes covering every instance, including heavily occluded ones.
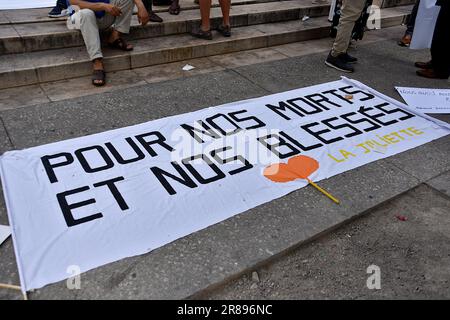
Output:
[93,58,104,70]
[199,0,212,31]
[218,0,230,27]
[108,29,120,42]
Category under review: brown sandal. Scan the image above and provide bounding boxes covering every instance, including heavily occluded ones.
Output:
[92,69,106,86]
[108,38,133,51]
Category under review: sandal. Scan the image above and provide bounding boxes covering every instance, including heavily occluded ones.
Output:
[92,69,106,87]
[217,24,231,37]
[191,27,212,40]
[169,3,181,15]
[108,38,133,51]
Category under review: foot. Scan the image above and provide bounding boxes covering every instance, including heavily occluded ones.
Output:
[108,37,133,51]
[191,27,213,40]
[414,60,433,69]
[48,2,69,18]
[92,59,106,86]
[398,34,412,47]
[149,11,163,22]
[217,24,231,37]
[169,1,181,15]
[416,69,448,79]
[325,51,354,73]
[341,52,357,64]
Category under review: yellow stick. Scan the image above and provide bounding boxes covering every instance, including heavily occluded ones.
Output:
[0,283,28,300]
[0,283,21,291]
[307,178,340,204]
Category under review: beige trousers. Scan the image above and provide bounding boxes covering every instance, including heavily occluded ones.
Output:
[76,0,134,60]
[331,0,366,56]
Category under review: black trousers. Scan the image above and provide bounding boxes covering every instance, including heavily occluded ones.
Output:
[142,0,152,11]
[406,0,419,36]
[431,4,450,78]
[143,0,174,11]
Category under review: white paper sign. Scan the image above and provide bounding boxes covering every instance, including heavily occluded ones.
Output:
[396,87,450,114]
[410,0,440,50]
[0,225,11,246]
[1,79,449,291]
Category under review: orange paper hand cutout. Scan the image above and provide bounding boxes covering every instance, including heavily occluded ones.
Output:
[263,163,300,183]
[264,155,340,204]
[286,155,319,180]
[264,155,318,182]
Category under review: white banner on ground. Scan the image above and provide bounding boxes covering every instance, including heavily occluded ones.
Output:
[396,87,450,114]
[1,78,449,291]
[0,225,11,246]
[410,0,440,50]
[0,1,55,10]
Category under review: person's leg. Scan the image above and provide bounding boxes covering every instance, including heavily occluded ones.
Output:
[406,0,420,36]
[79,9,103,61]
[199,0,212,31]
[153,0,172,4]
[331,0,366,56]
[108,0,134,45]
[219,0,231,27]
[142,0,164,22]
[430,4,450,78]
[169,0,181,15]
[325,0,366,72]
[399,0,419,46]
[95,0,133,49]
[216,0,231,36]
[77,9,105,85]
[191,0,213,39]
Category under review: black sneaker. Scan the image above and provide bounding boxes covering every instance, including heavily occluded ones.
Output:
[217,25,231,37]
[325,52,354,73]
[48,0,69,18]
[191,27,213,40]
[341,52,357,64]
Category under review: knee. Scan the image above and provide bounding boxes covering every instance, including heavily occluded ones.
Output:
[117,0,134,11]
[78,9,96,24]
[125,0,134,12]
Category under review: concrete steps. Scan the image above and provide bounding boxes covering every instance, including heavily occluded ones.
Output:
[1,0,331,54]
[0,0,259,25]
[0,0,416,55]
[0,4,412,90]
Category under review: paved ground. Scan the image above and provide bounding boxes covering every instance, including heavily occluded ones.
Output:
[200,184,450,299]
[0,26,449,299]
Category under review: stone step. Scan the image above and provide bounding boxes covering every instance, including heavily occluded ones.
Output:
[361,0,416,8]
[380,0,416,8]
[0,0,261,25]
[0,0,331,54]
[0,0,413,26]
[0,5,412,90]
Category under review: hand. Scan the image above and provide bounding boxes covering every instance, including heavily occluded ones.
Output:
[137,5,149,26]
[103,3,122,17]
